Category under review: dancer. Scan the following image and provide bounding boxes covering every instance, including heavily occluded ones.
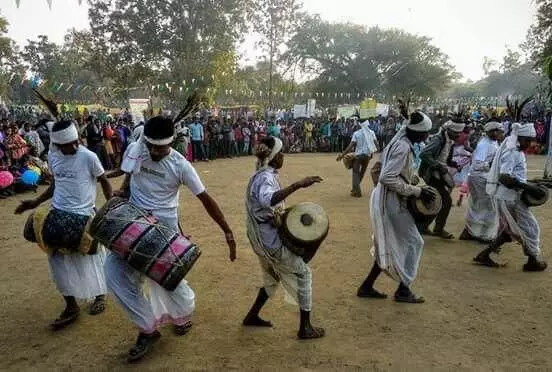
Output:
[357,107,435,303]
[106,116,236,362]
[460,120,503,242]
[418,117,466,239]
[474,121,547,271]
[15,120,112,329]
[336,121,378,197]
[244,136,325,339]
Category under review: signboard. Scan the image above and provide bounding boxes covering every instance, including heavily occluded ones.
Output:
[337,105,356,119]
[293,104,307,118]
[129,98,150,123]
[306,99,316,118]
[359,98,377,119]
[376,103,389,117]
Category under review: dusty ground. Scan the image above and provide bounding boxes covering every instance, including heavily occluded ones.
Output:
[0,153,551,371]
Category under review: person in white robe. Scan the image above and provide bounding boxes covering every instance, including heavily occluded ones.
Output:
[474,122,547,271]
[15,120,113,329]
[244,136,325,339]
[460,120,503,242]
[357,110,436,303]
[106,116,236,363]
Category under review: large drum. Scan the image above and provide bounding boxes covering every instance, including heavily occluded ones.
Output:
[278,202,329,263]
[23,206,95,254]
[89,197,201,291]
[521,184,550,207]
[407,186,442,220]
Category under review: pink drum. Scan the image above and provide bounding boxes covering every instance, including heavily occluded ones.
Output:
[90,197,201,291]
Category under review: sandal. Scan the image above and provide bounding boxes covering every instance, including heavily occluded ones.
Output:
[432,230,455,240]
[394,293,425,304]
[127,331,161,363]
[523,260,548,272]
[88,296,106,315]
[473,254,505,268]
[174,321,193,336]
[51,308,80,330]
[298,326,326,339]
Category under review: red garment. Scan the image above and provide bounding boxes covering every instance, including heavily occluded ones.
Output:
[233,127,243,141]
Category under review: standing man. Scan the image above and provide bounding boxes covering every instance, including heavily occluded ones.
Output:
[190,117,206,161]
[357,111,435,303]
[460,120,503,242]
[107,116,237,362]
[418,119,466,239]
[15,120,112,328]
[336,121,378,197]
[243,136,325,339]
[474,123,547,271]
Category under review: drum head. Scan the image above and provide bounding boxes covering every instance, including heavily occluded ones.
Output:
[409,187,442,217]
[522,185,550,207]
[285,202,329,244]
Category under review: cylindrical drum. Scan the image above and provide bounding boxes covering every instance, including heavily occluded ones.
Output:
[407,186,443,220]
[279,202,329,263]
[521,184,549,207]
[89,197,201,291]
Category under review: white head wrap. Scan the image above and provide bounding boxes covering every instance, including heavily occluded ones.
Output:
[517,122,536,138]
[50,123,79,145]
[144,135,175,146]
[405,111,432,132]
[442,120,465,133]
[255,137,283,171]
[487,123,524,196]
[484,121,501,132]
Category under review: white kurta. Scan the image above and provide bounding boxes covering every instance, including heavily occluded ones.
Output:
[47,146,107,300]
[465,137,499,240]
[371,136,423,286]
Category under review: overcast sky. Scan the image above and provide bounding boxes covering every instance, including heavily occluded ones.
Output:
[2,0,537,81]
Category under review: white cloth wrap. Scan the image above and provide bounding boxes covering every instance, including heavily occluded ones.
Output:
[256,137,283,171]
[486,123,521,196]
[484,121,502,132]
[517,123,536,138]
[442,120,466,133]
[48,246,107,300]
[144,135,174,146]
[404,112,432,132]
[497,199,541,257]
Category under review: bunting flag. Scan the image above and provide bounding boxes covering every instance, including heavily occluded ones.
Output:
[14,0,83,8]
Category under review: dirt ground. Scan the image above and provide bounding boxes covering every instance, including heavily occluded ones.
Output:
[0,153,551,371]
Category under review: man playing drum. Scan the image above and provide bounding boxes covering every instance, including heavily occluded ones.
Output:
[358,110,436,303]
[15,120,113,329]
[336,121,378,197]
[107,116,237,362]
[244,136,325,339]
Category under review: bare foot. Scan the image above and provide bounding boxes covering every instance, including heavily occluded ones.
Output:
[298,326,325,339]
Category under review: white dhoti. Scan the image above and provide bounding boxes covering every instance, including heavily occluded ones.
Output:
[465,174,498,241]
[371,184,424,286]
[104,215,195,334]
[48,247,107,300]
[496,199,541,257]
[253,244,312,311]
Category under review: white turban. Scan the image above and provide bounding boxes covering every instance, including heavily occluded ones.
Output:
[442,120,465,133]
[405,111,432,132]
[517,122,536,138]
[484,121,501,132]
[50,123,79,145]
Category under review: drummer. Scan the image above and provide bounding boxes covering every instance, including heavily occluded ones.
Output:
[15,120,113,329]
[474,122,547,271]
[107,116,237,362]
[244,136,325,339]
[358,109,435,303]
[336,120,378,197]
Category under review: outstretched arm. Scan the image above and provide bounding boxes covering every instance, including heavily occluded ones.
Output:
[97,174,113,200]
[14,181,55,214]
[270,176,323,206]
[196,191,236,262]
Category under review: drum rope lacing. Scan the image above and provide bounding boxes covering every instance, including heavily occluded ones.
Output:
[97,205,190,267]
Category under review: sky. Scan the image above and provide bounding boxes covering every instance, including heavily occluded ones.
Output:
[1,0,537,81]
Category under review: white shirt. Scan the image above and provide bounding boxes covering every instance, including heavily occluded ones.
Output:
[49,146,104,216]
[248,168,283,253]
[122,143,205,219]
[495,148,527,201]
[132,125,144,142]
[352,127,378,156]
[471,137,499,177]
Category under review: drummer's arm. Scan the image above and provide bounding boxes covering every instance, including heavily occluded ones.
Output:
[270,183,302,206]
[97,173,113,200]
[379,144,421,198]
[337,141,355,161]
[32,180,55,206]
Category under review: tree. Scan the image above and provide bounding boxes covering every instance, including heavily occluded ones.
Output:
[501,48,522,72]
[482,56,498,76]
[284,16,455,101]
[252,0,303,108]
[525,0,552,64]
[87,0,250,103]
[0,12,25,103]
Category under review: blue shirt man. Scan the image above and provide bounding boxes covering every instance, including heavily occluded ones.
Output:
[191,121,204,141]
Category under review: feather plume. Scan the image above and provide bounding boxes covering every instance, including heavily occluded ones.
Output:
[32,88,59,120]
[515,95,533,122]
[172,90,203,124]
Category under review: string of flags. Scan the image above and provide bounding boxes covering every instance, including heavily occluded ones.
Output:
[14,0,83,10]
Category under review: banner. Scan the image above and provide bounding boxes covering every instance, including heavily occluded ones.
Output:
[306,99,316,118]
[293,104,307,118]
[337,105,356,119]
[129,98,150,124]
[376,103,389,117]
[359,98,377,119]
